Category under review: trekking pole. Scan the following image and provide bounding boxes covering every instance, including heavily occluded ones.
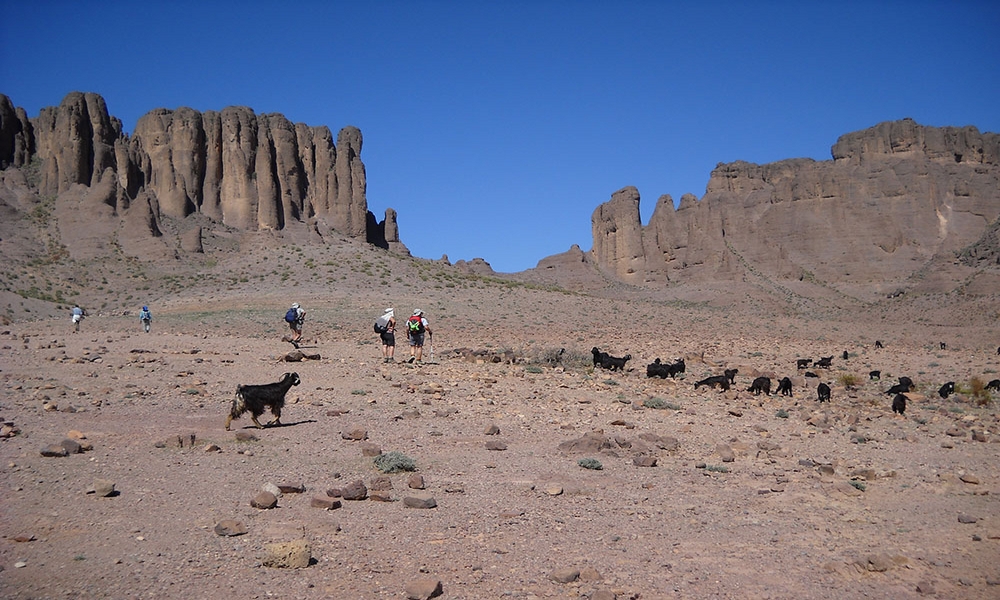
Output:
[429,332,434,362]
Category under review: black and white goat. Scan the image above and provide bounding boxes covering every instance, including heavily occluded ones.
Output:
[938,381,955,399]
[986,379,1000,392]
[225,372,301,430]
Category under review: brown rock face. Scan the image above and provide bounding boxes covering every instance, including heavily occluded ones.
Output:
[0,92,389,260]
[588,119,1000,296]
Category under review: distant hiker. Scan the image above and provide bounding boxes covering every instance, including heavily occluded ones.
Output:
[71,305,85,333]
[284,303,305,348]
[139,306,152,333]
[406,309,431,363]
[374,307,396,363]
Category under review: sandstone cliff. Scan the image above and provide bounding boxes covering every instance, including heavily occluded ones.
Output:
[587,119,1000,298]
[0,92,403,259]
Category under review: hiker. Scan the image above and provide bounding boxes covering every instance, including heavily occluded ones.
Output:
[405,309,431,363]
[71,305,85,332]
[375,307,396,363]
[139,305,152,333]
[285,303,305,348]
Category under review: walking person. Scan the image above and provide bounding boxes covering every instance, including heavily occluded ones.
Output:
[375,307,396,363]
[71,305,85,333]
[406,309,431,363]
[284,303,305,348]
[139,305,152,333]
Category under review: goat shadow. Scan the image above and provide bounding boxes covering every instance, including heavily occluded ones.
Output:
[233,419,317,430]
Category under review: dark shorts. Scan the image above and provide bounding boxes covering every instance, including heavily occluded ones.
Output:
[380,332,395,346]
[408,332,425,347]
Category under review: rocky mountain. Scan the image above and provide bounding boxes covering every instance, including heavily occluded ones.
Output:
[0,92,406,260]
[586,119,1000,299]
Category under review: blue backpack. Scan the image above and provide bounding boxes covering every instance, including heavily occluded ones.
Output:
[284,308,298,323]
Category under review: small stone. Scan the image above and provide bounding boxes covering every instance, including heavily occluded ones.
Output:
[717,444,735,463]
[579,566,602,581]
[262,539,311,569]
[408,474,426,489]
[40,444,69,457]
[369,490,394,502]
[544,483,564,496]
[485,440,507,451]
[916,580,936,595]
[342,427,368,441]
[817,464,835,476]
[203,444,221,452]
[214,520,248,536]
[484,424,500,435]
[341,480,368,501]
[958,514,978,524]
[971,430,987,442]
[403,494,437,509]
[360,442,382,457]
[67,430,86,440]
[633,456,657,467]
[234,431,257,442]
[262,483,282,497]
[14,561,27,568]
[960,474,980,485]
[549,567,580,583]
[945,427,963,437]
[93,479,116,497]
[310,497,341,510]
[369,476,393,491]
[404,578,443,600]
[277,483,305,494]
[13,534,35,542]
[59,439,83,454]
[866,554,893,572]
[251,491,278,509]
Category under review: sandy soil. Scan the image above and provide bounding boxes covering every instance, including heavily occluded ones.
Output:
[1,240,999,599]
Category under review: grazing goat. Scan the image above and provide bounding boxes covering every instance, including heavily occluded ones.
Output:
[817,382,831,402]
[874,340,884,349]
[985,379,1000,392]
[892,393,907,415]
[225,372,301,430]
[600,353,631,371]
[939,341,947,350]
[805,371,819,378]
[842,350,849,360]
[996,346,1000,356]
[694,375,731,391]
[724,368,739,384]
[591,347,610,368]
[814,356,833,369]
[776,377,793,396]
[884,377,913,395]
[796,358,812,369]
[869,370,881,380]
[938,381,955,399]
[747,376,772,396]
[646,358,685,379]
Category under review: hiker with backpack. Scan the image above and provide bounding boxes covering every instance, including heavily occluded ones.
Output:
[284,303,305,348]
[139,305,152,333]
[405,309,431,363]
[374,307,396,363]
[71,305,85,333]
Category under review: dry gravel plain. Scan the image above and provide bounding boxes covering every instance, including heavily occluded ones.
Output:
[1,240,999,600]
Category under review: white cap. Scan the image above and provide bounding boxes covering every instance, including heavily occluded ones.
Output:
[291,303,300,309]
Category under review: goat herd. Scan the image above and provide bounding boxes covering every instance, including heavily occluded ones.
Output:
[592,343,1000,418]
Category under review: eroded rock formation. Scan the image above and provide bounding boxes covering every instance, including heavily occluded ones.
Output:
[0,92,399,259]
[588,119,1000,295]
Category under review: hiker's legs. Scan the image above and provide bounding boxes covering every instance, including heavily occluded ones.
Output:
[415,344,423,361]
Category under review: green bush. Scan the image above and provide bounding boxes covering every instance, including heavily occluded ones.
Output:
[374,451,417,473]
[643,397,681,410]
[775,409,789,419]
[578,458,603,470]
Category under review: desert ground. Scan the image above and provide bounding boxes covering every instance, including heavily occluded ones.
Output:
[1,238,999,599]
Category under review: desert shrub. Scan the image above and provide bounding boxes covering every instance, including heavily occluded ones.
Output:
[351,389,367,395]
[966,377,991,406]
[704,465,729,473]
[849,481,866,492]
[602,379,618,386]
[775,409,789,419]
[373,451,416,473]
[837,373,860,389]
[643,397,681,410]
[578,458,603,470]
[524,365,543,374]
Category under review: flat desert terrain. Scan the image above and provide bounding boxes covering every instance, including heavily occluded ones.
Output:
[2,239,998,599]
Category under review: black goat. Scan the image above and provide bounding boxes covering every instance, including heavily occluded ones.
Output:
[874,340,884,349]
[591,347,610,368]
[985,379,1000,392]
[694,375,731,391]
[225,372,301,430]
[724,368,739,384]
[747,376,771,396]
[939,342,947,350]
[601,353,631,371]
[892,393,907,415]
[898,376,914,389]
[776,377,793,396]
[646,358,685,379]
[805,371,819,378]
[842,350,849,360]
[817,382,831,402]
[884,378,913,395]
[796,358,812,369]
[814,356,833,369]
[869,370,881,380]
[938,382,955,399]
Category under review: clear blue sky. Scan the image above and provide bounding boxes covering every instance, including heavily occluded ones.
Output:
[3,1,998,272]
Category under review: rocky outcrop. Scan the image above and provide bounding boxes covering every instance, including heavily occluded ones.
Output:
[0,92,396,260]
[588,119,1000,296]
